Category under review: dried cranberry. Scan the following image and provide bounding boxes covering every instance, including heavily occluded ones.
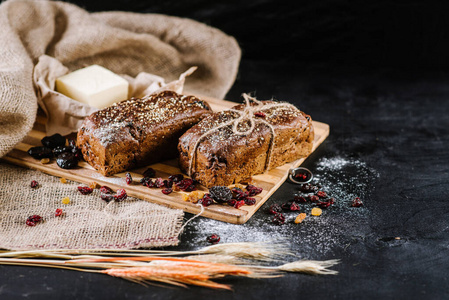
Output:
[145,179,156,188]
[78,186,93,195]
[352,197,363,207]
[175,179,196,192]
[234,200,246,209]
[100,194,115,203]
[100,186,113,194]
[254,111,266,118]
[294,172,308,180]
[281,201,300,211]
[26,215,42,226]
[272,213,285,225]
[317,201,331,209]
[30,180,39,189]
[27,146,53,159]
[154,178,165,188]
[227,199,237,206]
[268,203,282,215]
[300,183,317,193]
[56,152,78,169]
[289,202,300,211]
[246,184,263,196]
[206,234,220,244]
[232,187,249,200]
[115,189,127,201]
[168,174,184,183]
[308,195,320,202]
[163,179,173,188]
[125,172,133,185]
[161,188,173,195]
[55,208,63,217]
[143,168,156,178]
[316,191,327,198]
[209,186,232,203]
[41,133,66,149]
[199,194,214,207]
[293,195,307,203]
[244,197,256,205]
[328,197,335,205]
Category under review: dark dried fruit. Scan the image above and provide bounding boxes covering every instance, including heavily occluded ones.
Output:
[234,200,246,209]
[175,179,196,192]
[100,186,113,194]
[125,172,132,185]
[209,186,232,203]
[316,191,327,198]
[272,213,285,225]
[244,197,256,205]
[352,197,363,207]
[206,234,220,244]
[56,152,78,169]
[55,208,63,217]
[199,194,214,207]
[26,215,42,226]
[161,188,173,195]
[168,174,184,183]
[30,180,39,188]
[143,168,156,178]
[254,111,266,118]
[163,179,173,188]
[41,133,66,149]
[27,146,53,159]
[268,203,282,215]
[281,201,300,211]
[115,189,127,201]
[308,195,320,202]
[246,185,263,196]
[293,195,307,203]
[317,201,331,209]
[227,199,237,207]
[232,187,249,200]
[100,194,115,203]
[300,183,317,193]
[154,178,165,188]
[52,146,71,155]
[77,186,93,195]
[294,172,308,180]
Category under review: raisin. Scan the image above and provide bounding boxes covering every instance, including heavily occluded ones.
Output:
[232,187,249,200]
[56,152,78,169]
[41,134,66,149]
[77,186,93,195]
[206,234,220,244]
[244,197,256,205]
[246,184,263,196]
[351,197,363,207]
[272,213,285,225]
[168,174,184,183]
[143,168,156,178]
[27,146,53,159]
[30,180,39,189]
[125,172,132,185]
[52,146,71,155]
[209,186,232,203]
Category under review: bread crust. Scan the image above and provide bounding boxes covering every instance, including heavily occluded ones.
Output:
[178,100,314,188]
[77,91,212,176]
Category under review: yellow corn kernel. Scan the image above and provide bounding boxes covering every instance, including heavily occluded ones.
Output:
[60,177,67,184]
[62,197,70,204]
[294,213,307,224]
[311,207,322,216]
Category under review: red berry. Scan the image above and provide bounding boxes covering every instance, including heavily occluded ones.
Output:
[161,188,173,195]
[26,215,42,226]
[100,186,113,194]
[154,178,165,188]
[77,186,93,195]
[199,194,214,207]
[234,200,246,209]
[308,195,320,202]
[268,203,282,215]
[246,184,263,196]
[55,208,63,217]
[272,213,285,225]
[352,197,363,207]
[115,189,127,201]
[244,197,256,205]
[254,111,266,118]
[316,191,327,198]
[293,195,307,203]
[30,180,39,189]
[125,172,132,185]
[100,194,115,203]
[207,234,220,244]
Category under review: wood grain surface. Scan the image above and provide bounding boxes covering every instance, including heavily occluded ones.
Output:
[2,96,329,224]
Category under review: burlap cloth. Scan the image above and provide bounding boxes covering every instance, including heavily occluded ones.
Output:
[0,0,241,250]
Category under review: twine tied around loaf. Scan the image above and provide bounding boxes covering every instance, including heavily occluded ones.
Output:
[188,94,300,176]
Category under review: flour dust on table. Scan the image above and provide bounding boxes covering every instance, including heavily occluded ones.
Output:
[182,156,379,258]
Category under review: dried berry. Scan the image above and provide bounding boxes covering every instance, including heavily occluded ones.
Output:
[100,194,115,203]
[272,213,285,225]
[175,179,196,192]
[154,178,165,188]
[100,186,113,194]
[125,172,133,185]
[161,188,173,195]
[293,195,307,203]
[316,191,327,198]
[27,146,53,159]
[294,172,308,181]
[77,186,93,195]
[41,133,66,149]
[168,174,184,183]
[30,180,39,189]
[163,179,173,188]
[232,187,249,200]
[308,195,320,202]
[244,197,256,205]
[52,145,71,155]
[143,168,156,178]
[254,111,266,118]
[351,197,363,207]
[206,234,220,244]
[115,189,127,201]
[234,200,246,209]
[300,183,317,193]
[246,184,263,196]
[227,199,237,207]
[198,194,214,207]
[317,201,331,209]
[209,186,232,203]
[55,208,63,217]
[26,215,42,226]
[268,203,282,215]
[56,152,78,169]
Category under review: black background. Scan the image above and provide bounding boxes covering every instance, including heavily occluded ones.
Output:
[1,1,449,299]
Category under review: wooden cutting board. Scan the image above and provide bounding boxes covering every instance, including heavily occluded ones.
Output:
[2,96,329,224]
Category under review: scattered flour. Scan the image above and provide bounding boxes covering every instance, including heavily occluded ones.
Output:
[181,156,379,258]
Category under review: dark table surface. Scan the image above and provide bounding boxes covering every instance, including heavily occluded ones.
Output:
[1,1,448,299]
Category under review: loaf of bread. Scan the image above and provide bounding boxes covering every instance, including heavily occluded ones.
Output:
[77,91,212,176]
[178,95,314,187]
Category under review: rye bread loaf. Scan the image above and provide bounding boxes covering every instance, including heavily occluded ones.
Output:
[178,97,314,188]
[77,91,212,176]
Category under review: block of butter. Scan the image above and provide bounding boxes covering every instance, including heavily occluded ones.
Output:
[55,65,129,109]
